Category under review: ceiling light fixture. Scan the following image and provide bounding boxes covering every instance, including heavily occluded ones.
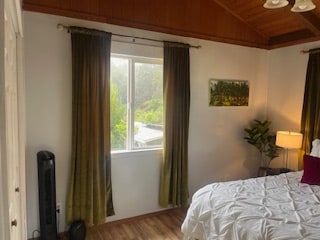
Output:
[263,0,316,12]
[263,0,289,9]
[291,0,316,12]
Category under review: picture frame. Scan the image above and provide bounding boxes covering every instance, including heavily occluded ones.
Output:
[209,79,249,107]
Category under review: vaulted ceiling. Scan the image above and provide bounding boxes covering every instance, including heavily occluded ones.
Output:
[23,0,320,49]
[215,0,320,48]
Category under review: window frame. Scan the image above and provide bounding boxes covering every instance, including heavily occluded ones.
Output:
[111,53,163,153]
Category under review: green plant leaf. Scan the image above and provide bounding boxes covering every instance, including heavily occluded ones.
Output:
[244,119,280,167]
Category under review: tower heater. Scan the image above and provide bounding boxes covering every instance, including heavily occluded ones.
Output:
[37,151,58,240]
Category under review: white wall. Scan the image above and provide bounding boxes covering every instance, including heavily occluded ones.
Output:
[24,11,270,238]
[267,41,320,170]
[188,40,270,194]
[24,11,72,237]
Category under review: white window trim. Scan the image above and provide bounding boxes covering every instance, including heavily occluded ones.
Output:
[111,54,163,153]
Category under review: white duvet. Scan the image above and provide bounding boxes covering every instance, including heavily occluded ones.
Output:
[181,171,320,240]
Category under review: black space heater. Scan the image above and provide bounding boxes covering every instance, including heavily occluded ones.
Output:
[37,150,58,240]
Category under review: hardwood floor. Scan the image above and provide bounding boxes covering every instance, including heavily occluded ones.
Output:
[61,208,187,240]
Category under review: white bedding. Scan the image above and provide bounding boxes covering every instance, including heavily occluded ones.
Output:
[181,171,320,240]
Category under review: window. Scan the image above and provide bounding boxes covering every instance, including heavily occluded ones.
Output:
[110,54,163,151]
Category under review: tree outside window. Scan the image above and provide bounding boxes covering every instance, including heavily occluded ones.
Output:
[110,55,163,151]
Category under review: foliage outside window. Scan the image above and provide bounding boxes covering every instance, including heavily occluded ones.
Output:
[110,55,163,151]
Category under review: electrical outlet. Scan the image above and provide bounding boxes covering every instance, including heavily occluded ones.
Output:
[56,202,62,213]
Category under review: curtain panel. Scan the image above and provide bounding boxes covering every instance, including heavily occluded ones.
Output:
[299,48,320,169]
[66,27,114,226]
[159,41,190,208]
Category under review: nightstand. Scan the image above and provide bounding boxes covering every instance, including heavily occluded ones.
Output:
[266,168,292,176]
[258,167,292,177]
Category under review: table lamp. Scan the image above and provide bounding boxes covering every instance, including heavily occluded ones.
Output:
[276,131,303,168]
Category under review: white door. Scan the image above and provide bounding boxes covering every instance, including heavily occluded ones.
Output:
[0,0,26,239]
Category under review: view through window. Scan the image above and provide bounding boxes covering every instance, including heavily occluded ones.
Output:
[110,54,163,151]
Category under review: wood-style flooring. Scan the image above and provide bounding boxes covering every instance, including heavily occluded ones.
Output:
[59,208,187,240]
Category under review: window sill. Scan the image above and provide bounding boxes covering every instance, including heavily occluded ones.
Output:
[111,148,163,156]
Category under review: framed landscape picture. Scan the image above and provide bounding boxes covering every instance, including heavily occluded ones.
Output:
[209,79,249,107]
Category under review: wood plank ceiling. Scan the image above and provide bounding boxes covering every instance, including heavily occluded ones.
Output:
[23,0,320,49]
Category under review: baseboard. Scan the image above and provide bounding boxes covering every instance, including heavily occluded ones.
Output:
[96,207,187,228]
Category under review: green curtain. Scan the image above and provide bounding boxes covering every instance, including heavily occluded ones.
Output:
[159,42,190,208]
[299,48,320,170]
[66,27,115,226]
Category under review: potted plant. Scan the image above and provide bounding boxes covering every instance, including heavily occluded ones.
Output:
[244,119,280,173]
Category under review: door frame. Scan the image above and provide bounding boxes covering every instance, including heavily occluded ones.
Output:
[0,0,9,237]
[0,0,26,239]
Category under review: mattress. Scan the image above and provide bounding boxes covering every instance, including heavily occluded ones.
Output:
[181,171,320,240]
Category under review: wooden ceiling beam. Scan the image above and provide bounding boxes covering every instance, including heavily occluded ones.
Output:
[269,29,314,46]
[298,12,320,34]
[288,0,320,35]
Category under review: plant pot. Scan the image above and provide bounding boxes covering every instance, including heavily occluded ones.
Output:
[257,167,268,177]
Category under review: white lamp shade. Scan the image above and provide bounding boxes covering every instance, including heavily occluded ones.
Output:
[276,131,303,149]
[264,0,289,9]
[291,0,316,12]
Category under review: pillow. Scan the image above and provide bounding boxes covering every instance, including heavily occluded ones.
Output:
[301,154,320,185]
[310,139,320,157]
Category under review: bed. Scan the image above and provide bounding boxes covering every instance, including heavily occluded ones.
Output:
[181,155,320,240]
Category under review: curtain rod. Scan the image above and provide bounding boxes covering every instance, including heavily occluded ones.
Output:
[301,48,320,54]
[57,24,201,49]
